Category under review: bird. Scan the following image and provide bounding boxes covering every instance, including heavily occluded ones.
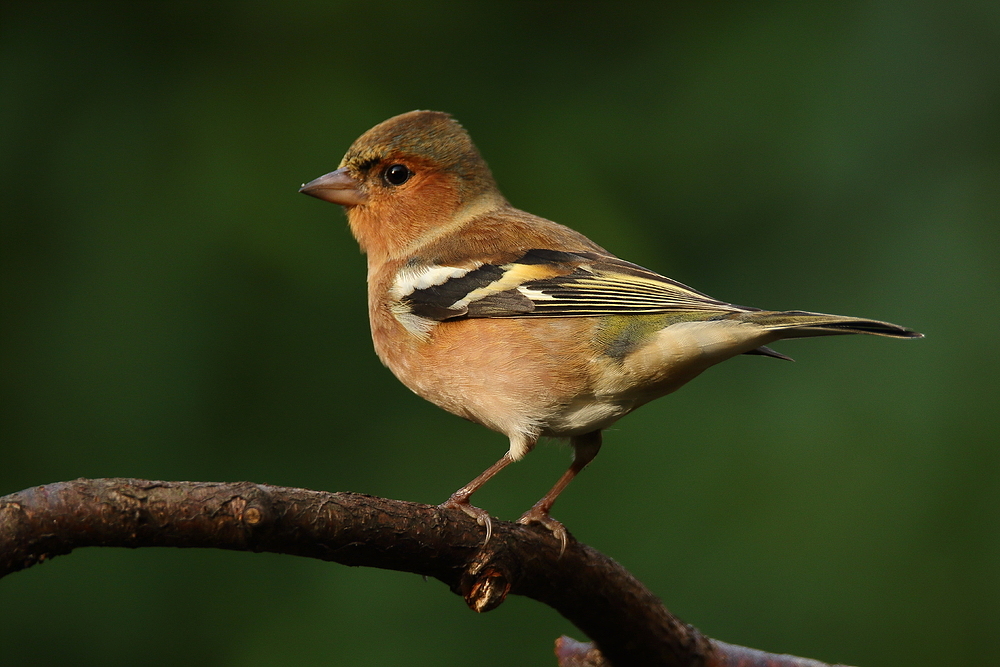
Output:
[299,110,921,548]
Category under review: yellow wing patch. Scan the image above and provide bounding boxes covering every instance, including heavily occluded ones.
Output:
[399,249,747,321]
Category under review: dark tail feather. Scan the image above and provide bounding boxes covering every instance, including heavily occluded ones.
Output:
[746,310,923,340]
[745,345,795,361]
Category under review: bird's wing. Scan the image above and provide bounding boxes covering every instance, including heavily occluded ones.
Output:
[396,249,747,320]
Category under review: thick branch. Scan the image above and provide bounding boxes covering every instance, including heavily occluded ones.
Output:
[1,478,852,667]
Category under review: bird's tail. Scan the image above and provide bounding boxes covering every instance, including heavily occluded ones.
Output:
[745,310,923,339]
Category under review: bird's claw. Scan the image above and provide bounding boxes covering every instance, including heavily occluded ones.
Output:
[517,507,568,556]
[439,498,493,546]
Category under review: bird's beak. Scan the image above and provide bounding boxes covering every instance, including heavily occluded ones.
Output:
[299,167,368,206]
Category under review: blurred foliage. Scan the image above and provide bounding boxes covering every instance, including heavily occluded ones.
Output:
[2,2,999,666]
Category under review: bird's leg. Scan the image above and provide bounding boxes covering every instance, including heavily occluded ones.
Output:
[439,451,517,544]
[518,430,603,553]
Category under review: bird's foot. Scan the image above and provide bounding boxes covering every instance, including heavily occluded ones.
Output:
[439,496,493,545]
[517,506,568,556]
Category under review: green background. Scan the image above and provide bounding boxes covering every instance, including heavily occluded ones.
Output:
[2,3,997,665]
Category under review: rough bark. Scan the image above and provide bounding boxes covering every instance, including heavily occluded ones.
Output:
[0,478,853,667]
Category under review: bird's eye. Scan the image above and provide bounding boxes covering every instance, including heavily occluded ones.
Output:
[383,164,412,186]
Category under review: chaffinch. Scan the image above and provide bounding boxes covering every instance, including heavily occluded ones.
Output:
[300,110,921,546]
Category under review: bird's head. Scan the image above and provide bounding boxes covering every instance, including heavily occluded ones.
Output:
[300,110,505,260]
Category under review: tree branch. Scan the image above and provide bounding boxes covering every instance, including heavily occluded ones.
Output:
[0,478,852,667]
